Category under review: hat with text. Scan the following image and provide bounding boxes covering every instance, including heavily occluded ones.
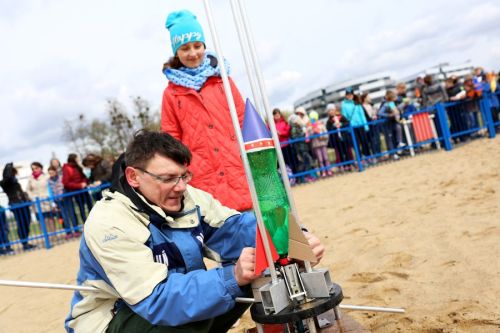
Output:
[166,10,205,55]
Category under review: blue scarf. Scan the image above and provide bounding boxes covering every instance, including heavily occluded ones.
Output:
[163,51,231,91]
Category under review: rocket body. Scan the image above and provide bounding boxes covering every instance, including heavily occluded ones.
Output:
[248,148,290,255]
[242,99,290,255]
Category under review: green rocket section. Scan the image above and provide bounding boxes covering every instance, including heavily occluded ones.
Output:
[242,99,290,255]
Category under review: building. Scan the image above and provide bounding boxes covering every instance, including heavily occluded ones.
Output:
[294,72,396,117]
[293,61,475,116]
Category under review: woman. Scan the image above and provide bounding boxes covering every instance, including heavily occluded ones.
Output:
[273,108,298,174]
[62,153,91,237]
[26,162,55,234]
[341,89,371,160]
[0,163,36,250]
[361,93,381,160]
[161,9,251,211]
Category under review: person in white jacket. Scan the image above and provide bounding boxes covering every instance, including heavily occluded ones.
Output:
[26,162,55,234]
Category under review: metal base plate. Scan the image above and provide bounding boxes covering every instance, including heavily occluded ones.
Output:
[250,283,343,324]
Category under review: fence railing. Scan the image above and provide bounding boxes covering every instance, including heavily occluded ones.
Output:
[282,93,499,183]
[0,183,110,255]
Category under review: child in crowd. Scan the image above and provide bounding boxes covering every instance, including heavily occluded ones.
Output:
[325,104,352,170]
[289,112,315,183]
[308,111,332,177]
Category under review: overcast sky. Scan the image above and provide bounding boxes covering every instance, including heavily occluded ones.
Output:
[1,0,500,168]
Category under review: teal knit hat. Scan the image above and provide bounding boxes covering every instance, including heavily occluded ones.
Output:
[166,10,205,55]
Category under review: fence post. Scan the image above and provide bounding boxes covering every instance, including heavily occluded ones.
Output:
[402,119,415,157]
[435,103,453,151]
[348,126,364,172]
[480,93,496,139]
[35,198,52,249]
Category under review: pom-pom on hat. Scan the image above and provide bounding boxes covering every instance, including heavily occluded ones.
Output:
[325,103,336,111]
[309,111,319,121]
[166,10,205,55]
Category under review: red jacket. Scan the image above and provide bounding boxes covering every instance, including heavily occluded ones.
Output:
[274,117,291,147]
[62,163,88,191]
[161,76,252,211]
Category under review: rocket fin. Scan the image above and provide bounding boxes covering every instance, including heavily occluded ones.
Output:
[255,226,279,275]
[288,213,317,263]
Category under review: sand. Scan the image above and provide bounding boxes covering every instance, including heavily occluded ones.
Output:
[0,137,499,333]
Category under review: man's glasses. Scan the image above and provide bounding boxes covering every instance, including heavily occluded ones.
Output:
[135,167,193,186]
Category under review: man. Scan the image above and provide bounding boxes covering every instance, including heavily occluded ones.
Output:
[65,130,324,333]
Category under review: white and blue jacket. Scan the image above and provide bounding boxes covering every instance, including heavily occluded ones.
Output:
[65,181,256,332]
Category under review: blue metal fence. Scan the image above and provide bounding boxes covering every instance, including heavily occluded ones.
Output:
[283,93,498,183]
[0,183,110,255]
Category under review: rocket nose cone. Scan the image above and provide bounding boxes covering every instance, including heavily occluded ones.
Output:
[242,99,272,143]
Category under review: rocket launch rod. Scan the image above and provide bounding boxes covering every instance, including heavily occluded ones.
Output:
[0,280,405,314]
[229,0,313,272]
[202,0,278,284]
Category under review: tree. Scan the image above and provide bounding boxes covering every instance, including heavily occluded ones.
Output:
[62,96,160,158]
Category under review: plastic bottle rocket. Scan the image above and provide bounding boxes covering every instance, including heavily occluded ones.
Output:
[242,99,290,256]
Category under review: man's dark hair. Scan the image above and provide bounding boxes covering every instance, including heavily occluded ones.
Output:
[125,130,192,168]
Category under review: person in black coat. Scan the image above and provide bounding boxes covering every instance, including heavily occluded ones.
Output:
[0,163,36,250]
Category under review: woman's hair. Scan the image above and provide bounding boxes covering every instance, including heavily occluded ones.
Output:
[67,153,85,177]
[385,90,397,101]
[360,93,370,104]
[353,94,361,105]
[272,108,282,116]
[163,56,184,71]
[424,75,433,86]
[82,153,102,168]
[31,162,43,169]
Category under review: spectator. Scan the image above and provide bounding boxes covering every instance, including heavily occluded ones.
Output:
[65,129,325,332]
[0,163,36,250]
[445,76,468,142]
[82,153,112,185]
[361,93,381,161]
[414,75,425,107]
[26,162,55,234]
[325,104,352,171]
[48,165,69,235]
[378,90,404,160]
[463,75,481,132]
[273,108,298,174]
[62,153,90,238]
[421,74,448,108]
[308,111,332,177]
[472,67,486,97]
[396,83,417,117]
[289,112,315,183]
[49,158,63,176]
[484,71,499,129]
[0,206,14,255]
[342,89,371,161]
[160,9,251,212]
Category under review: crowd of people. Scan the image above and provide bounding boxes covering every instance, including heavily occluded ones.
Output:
[274,67,500,184]
[0,153,113,255]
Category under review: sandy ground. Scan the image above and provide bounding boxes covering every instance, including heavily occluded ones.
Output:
[0,137,499,333]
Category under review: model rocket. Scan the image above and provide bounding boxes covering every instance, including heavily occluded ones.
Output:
[242,99,316,273]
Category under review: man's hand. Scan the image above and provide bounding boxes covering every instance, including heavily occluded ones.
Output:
[234,247,257,286]
[303,231,325,265]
